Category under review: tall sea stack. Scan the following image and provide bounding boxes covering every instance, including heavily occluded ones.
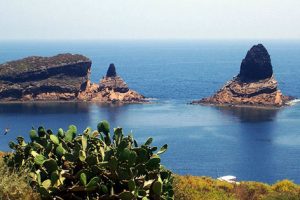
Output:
[192,44,292,107]
[106,63,117,77]
[239,44,273,81]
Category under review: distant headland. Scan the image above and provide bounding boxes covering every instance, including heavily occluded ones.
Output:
[0,54,147,103]
[192,44,293,107]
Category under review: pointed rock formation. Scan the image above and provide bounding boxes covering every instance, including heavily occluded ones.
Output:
[239,44,273,81]
[192,44,292,107]
[78,63,146,103]
[106,63,117,77]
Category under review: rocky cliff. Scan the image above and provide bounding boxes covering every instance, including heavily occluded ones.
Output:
[0,54,91,101]
[0,55,146,103]
[78,63,146,103]
[192,44,292,107]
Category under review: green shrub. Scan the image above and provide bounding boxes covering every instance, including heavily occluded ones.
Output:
[271,179,299,193]
[263,193,300,200]
[173,175,235,200]
[4,120,174,200]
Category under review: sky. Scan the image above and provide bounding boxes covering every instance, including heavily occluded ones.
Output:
[0,0,300,40]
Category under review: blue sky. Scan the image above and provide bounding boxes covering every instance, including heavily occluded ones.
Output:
[0,0,299,40]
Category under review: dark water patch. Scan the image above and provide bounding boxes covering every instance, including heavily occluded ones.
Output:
[214,106,280,123]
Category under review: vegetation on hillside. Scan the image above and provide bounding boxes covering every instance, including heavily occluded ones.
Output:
[174,175,300,200]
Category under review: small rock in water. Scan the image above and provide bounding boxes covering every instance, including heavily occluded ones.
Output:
[78,63,146,103]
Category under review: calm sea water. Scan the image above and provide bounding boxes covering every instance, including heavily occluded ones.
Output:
[0,40,300,184]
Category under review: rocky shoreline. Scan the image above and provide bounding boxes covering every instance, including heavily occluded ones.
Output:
[192,44,293,107]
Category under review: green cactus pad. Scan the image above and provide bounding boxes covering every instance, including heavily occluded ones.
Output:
[8,141,16,150]
[146,156,161,170]
[144,137,153,146]
[152,181,163,195]
[86,176,100,191]
[80,173,87,186]
[119,191,135,200]
[42,179,52,189]
[68,125,77,134]
[29,129,38,141]
[82,135,88,151]
[64,153,76,162]
[128,179,136,191]
[50,134,60,145]
[157,144,168,155]
[34,154,46,165]
[50,171,59,185]
[57,128,64,137]
[86,154,98,165]
[97,120,110,134]
[79,150,86,162]
[64,130,75,142]
[43,159,58,173]
[56,144,66,156]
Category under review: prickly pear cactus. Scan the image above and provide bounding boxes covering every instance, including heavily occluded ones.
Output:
[4,120,174,200]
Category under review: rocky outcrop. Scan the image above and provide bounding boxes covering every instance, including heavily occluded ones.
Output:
[0,54,91,101]
[192,44,292,107]
[0,55,146,103]
[78,64,146,103]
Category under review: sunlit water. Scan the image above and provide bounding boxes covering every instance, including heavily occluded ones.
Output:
[0,40,300,183]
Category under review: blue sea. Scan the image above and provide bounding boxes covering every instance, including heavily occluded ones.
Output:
[0,40,300,184]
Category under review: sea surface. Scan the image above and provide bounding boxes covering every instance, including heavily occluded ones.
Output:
[0,40,300,184]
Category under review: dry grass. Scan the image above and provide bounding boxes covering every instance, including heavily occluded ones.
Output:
[0,157,40,200]
[0,152,6,157]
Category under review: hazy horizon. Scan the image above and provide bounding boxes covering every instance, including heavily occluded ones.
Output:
[1,0,300,40]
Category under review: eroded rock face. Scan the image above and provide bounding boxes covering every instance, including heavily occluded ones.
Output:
[0,57,146,103]
[192,44,292,107]
[99,76,129,93]
[239,44,273,81]
[78,64,146,103]
[0,54,91,101]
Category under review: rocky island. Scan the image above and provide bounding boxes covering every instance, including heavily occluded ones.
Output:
[78,63,146,103]
[0,54,146,103]
[192,44,292,107]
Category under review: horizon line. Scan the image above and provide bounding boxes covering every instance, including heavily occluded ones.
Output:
[1,38,300,42]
